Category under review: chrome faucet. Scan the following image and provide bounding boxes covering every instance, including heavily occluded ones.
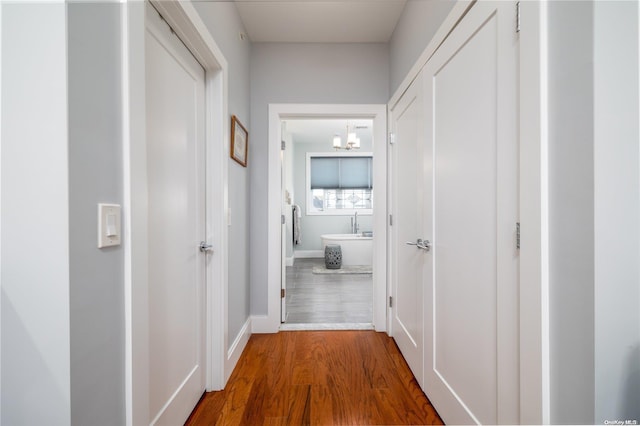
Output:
[351,211,359,234]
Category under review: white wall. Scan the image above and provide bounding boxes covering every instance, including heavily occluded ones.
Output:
[593,1,640,422]
[292,141,373,252]
[249,43,389,315]
[1,4,71,424]
[388,0,456,95]
[67,4,125,425]
[548,2,595,423]
[193,2,252,341]
[548,1,640,423]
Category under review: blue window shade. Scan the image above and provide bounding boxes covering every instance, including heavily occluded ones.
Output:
[340,157,371,189]
[310,158,339,189]
[310,156,372,190]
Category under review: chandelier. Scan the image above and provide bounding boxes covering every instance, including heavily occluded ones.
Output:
[332,124,360,151]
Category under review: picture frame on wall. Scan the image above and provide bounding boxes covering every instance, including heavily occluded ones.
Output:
[230,115,248,167]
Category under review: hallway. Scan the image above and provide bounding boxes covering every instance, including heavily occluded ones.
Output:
[3,1,638,424]
[186,331,443,425]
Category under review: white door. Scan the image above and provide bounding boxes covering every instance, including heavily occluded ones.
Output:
[146,4,207,425]
[423,1,520,424]
[389,72,428,388]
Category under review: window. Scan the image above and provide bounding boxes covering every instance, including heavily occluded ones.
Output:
[306,152,373,215]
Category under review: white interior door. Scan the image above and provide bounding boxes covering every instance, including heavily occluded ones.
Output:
[146,3,207,425]
[423,1,520,424]
[389,72,428,388]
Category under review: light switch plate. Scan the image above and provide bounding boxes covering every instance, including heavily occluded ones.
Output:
[98,203,121,248]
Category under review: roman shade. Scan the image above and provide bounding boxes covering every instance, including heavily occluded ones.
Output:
[310,156,372,190]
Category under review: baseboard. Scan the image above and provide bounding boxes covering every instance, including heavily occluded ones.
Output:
[151,365,200,424]
[294,250,323,259]
[225,317,251,381]
[285,256,294,267]
[251,314,280,334]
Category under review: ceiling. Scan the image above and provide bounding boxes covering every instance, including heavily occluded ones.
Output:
[285,119,373,145]
[232,0,408,43]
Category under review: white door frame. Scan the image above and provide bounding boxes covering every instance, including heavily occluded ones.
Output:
[253,104,387,333]
[386,1,550,423]
[518,2,550,424]
[121,2,229,425]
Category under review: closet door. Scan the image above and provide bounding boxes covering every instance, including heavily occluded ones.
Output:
[146,3,207,424]
[388,70,428,388]
[423,1,520,424]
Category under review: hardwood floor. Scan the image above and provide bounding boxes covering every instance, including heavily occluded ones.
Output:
[185,331,443,425]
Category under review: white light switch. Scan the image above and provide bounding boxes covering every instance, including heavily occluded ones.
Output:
[98,203,121,248]
[106,213,117,237]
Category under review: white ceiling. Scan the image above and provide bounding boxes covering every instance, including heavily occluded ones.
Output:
[285,119,373,145]
[232,0,408,43]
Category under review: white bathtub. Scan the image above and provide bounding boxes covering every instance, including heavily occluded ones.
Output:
[321,234,373,266]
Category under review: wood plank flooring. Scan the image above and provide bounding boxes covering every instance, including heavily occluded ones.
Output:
[286,259,372,324]
[185,331,443,425]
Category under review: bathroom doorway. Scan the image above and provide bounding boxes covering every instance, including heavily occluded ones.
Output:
[261,103,387,334]
[281,118,375,328]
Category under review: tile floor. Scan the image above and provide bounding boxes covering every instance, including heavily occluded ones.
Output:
[285,258,373,324]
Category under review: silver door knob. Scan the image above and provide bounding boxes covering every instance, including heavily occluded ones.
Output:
[199,241,213,253]
[406,239,431,252]
[417,239,431,251]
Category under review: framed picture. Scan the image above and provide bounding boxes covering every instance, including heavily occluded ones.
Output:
[230,115,248,167]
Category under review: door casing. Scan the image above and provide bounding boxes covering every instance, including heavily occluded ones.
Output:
[257,104,387,333]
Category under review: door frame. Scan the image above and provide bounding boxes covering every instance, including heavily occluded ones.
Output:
[518,2,550,423]
[386,0,550,423]
[122,2,229,425]
[254,104,387,333]
[280,120,288,323]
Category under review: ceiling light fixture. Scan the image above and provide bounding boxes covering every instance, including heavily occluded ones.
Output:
[333,124,360,151]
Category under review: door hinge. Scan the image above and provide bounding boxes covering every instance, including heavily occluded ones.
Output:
[389,296,393,308]
[389,214,393,226]
[281,214,286,225]
[388,133,396,145]
[281,289,285,298]
[281,140,286,150]
[516,222,521,249]
[516,2,521,33]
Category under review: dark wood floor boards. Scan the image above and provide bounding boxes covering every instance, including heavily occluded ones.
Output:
[185,331,443,425]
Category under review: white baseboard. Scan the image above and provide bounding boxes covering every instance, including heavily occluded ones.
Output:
[285,256,294,266]
[294,250,323,258]
[251,314,280,334]
[225,317,251,381]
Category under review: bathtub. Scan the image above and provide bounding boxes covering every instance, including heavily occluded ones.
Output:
[321,234,373,266]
